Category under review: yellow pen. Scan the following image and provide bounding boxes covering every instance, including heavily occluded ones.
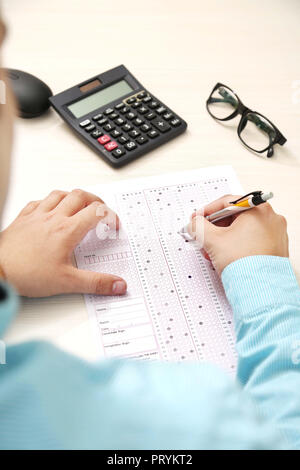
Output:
[206,191,274,223]
[179,191,273,237]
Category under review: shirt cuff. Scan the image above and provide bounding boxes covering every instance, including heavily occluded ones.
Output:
[0,281,19,338]
[221,256,300,322]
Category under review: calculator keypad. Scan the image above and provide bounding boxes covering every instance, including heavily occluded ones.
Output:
[79,119,91,127]
[98,135,110,145]
[104,141,118,151]
[92,113,103,121]
[80,90,184,161]
[85,124,96,132]
[91,129,103,139]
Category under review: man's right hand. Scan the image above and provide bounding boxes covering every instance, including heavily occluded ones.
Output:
[188,195,289,275]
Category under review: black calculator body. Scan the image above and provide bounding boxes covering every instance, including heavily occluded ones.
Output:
[50,65,187,167]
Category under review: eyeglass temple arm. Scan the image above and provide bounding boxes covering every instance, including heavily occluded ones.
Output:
[247,114,287,147]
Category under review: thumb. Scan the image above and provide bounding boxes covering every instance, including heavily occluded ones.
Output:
[187,215,220,251]
[66,268,127,296]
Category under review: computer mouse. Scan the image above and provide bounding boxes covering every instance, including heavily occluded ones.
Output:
[5,68,53,118]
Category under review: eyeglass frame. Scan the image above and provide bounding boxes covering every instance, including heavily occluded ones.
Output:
[206,82,287,158]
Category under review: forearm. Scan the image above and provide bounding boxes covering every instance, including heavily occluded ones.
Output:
[222,256,300,449]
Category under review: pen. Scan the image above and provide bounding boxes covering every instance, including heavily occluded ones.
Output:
[179,191,274,238]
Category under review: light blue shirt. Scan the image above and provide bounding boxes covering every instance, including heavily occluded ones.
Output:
[0,256,300,450]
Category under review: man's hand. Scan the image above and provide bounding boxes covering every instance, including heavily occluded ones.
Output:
[0,189,127,297]
[188,194,289,275]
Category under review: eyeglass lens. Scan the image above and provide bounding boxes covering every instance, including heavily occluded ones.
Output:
[239,112,276,152]
[207,85,238,120]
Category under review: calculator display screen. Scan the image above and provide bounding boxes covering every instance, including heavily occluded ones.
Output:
[68,80,133,118]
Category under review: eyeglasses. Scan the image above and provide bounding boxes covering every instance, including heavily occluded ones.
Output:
[206,83,286,157]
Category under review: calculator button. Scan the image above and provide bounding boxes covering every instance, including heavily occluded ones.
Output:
[122,123,133,132]
[131,102,141,109]
[115,117,125,126]
[115,102,125,110]
[152,118,171,133]
[104,108,114,115]
[126,97,136,104]
[104,123,115,132]
[138,106,149,115]
[92,114,103,121]
[137,91,147,99]
[125,141,137,151]
[129,129,140,138]
[141,123,152,132]
[104,140,118,151]
[118,136,128,144]
[147,130,159,139]
[142,96,152,103]
[133,118,144,126]
[170,118,182,127]
[85,124,96,132]
[111,129,122,138]
[136,136,148,145]
[163,112,174,121]
[127,112,137,120]
[145,112,156,121]
[156,106,167,115]
[112,148,126,158]
[149,101,159,109]
[98,118,108,126]
[98,134,111,145]
[120,106,130,114]
[79,119,91,127]
[109,113,119,120]
[91,129,103,139]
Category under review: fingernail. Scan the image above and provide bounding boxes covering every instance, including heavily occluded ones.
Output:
[112,280,127,295]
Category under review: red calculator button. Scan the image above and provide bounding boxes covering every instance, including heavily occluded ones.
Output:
[104,141,118,151]
[98,134,110,145]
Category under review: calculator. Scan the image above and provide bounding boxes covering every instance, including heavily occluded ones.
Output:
[50,65,187,167]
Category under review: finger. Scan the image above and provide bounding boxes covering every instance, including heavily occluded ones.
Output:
[65,267,127,296]
[191,211,234,227]
[191,194,244,228]
[230,201,272,227]
[18,200,41,217]
[71,201,119,240]
[187,215,221,251]
[38,190,69,212]
[56,189,104,216]
[192,194,242,217]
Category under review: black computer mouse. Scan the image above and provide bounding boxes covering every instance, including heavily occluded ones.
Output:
[5,68,53,118]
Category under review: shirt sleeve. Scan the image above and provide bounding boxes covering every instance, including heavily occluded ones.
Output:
[0,262,294,450]
[222,255,300,450]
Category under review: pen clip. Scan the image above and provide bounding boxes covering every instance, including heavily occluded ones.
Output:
[230,191,262,205]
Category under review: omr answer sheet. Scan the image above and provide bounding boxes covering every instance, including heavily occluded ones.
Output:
[74,166,243,374]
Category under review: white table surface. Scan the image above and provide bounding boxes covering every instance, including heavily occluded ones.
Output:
[2,0,300,359]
